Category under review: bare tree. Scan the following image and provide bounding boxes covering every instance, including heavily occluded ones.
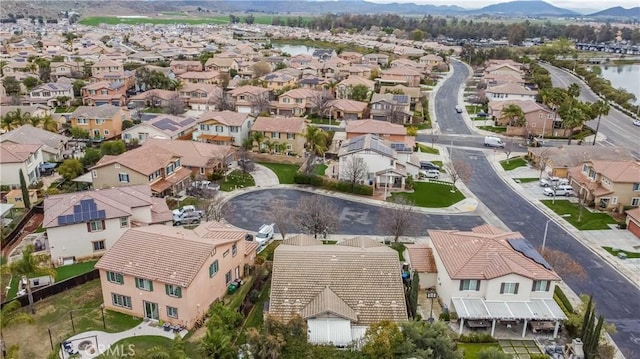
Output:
[294,195,339,239]
[540,248,586,280]
[250,93,271,116]
[166,93,185,115]
[445,160,472,193]
[202,192,227,222]
[377,196,419,244]
[503,137,516,163]
[270,200,293,240]
[237,147,254,173]
[311,90,333,118]
[340,156,368,193]
[386,103,407,124]
[430,133,439,148]
[252,61,271,78]
[146,91,161,108]
[211,91,234,111]
[537,152,549,180]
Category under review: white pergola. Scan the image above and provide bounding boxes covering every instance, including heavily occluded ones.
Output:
[452,297,567,338]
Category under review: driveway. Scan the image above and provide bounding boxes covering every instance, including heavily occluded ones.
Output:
[250,164,279,187]
[223,188,485,235]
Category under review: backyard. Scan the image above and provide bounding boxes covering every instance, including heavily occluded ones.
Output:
[390,182,465,208]
[257,162,300,184]
[220,170,255,191]
[457,343,501,359]
[541,200,618,230]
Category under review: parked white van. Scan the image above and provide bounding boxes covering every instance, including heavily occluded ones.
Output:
[256,223,275,245]
[484,136,505,148]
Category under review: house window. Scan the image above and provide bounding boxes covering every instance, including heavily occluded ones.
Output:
[88,220,104,232]
[135,278,153,291]
[459,280,480,291]
[230,126,239,133]
[215,126,224,132]
[96,119,104,125]
[588,169,596,180]
[532,280,551,292]
[106,271,124,284]
[271,132,280,139]
[223,249,230,257]
[633,183,640,192]
[111,293,132,309]
[232,243,237,257]
[120,217,129,228]
[500,282,519,294]
[165,284,182,298]
[77,118,88,125]
[92,170,98,178]
[166,164,174,174]
[631,198,640,206]
[104,129,110,136]
[582,164,588,173]
[611,197,618,205]
[209,260,219,277]
[118,173,129,183]
[287,133,295,140]
[225,270,232,285]
[200,167,205,175]
[92,240,105,251]
[167,306,178,318]
[200,124,209,131]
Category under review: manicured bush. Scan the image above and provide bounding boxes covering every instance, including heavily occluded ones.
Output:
[294,174,373,195]
[554,286,574,314]
[459,333,497,343]
[439,311,450,321]
[530,354,550,359]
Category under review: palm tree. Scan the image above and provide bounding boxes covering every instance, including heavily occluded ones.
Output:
[590,100,610,146]
[0,60,7,76]
[567,83,581,99]
[560,102,589,145]
[252,131,264,152]
[499,104,525,127]
[41,115,59,132]
[28,116,42,128]
[540,88,567,138]
[4,109,31,128]
[1,115,15,132]
[304,126,328,156]
[25,62,38,74]
[0,244,56,314]
[145,334,189,359]
[1,300,34,354]
[199,327,236,359]
[241,137,253,150]
[276,142,288,155]
[266,139,276,154]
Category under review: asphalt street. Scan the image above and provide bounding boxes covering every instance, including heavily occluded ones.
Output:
[540,63,640,157]
[223,188,485,235]
[438,62,640,356]
[435,60,473,135]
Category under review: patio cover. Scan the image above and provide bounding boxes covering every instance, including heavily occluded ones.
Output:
[72,172,93,183]
[451,297,567,321]
[0,203,14,217]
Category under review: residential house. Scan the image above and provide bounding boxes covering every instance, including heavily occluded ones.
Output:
[250,116,306,155]
[204,57,237,73]
[43,185,172,265]
[379,85,422,109]
[338,134,419,189]
[0,105,51,120]
[90,143,190,196]
[273,88,321,117]
[178,71,219,85]
[338,51,363,64]
[27,81,74,107]
[335,76,375,100]
[298,76,329,91]
[485,74,525,87]
[50,61,82,81]
[404,244,437,289]
[370,93,412,124]
[362,53,389,67]
[81,81,127,107]
[227,85,270,115]
[429,225,565,338]
[311,49,337,62]
[338,65,372,80]
[179,84,224,112]
[0,143,43,187]
[144,138,236,178]
[390,58,428,74]
[0,125,70,162]
[378,67,422,87]
[193,110,254,147]
[527,146,634,178]
[122,115,197,144]
[568,160,640,213]
[269,236,407,346]
[486,83,537,102]
[484,63,524,78]
[625,207,640,239]
[325,99,368,121]
[260,72,296,91]
[170,60,203,75]
[69,105,128,141]
[5,189,38,209]
[128,89,178,109]
[91,71,136,92]
[489,100,562,138]
[91,59,124,76]
[96,222,257,328]
[346,119,414,148]
[419,54,443,68]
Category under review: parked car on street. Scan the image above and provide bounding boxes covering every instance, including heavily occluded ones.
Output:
[543,185,574,197]
[484,136,505,148]
[633,119,640,127]
[455,105,463,113]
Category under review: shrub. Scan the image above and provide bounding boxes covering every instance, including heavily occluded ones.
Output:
[554,286,574,314]
[530,354,550,359]
[458,333,497,343]
[248,289,260,304]
[439,311,450,321]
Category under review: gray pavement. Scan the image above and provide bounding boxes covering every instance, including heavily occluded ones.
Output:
[248,163,279,187]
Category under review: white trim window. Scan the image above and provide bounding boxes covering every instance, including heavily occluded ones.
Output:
[120,217,129,228]
[112,293,132,309]
[500,282,519,295]
[118,173,130,183]
[532,280,551,292]
[106,271,124,284]
[459,279,480,291]
[167,306,178,318]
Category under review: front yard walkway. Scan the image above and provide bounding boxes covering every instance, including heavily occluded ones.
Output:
[251,164,279,187]
[62,321,187,358]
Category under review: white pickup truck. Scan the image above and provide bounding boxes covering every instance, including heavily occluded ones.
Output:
[173,205,204,226]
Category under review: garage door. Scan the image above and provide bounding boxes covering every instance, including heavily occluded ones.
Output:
[629,220,640,239]
[307,318,352,346]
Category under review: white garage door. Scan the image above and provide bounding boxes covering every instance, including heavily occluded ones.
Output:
[307,318,352,346]
[237,106,251,114]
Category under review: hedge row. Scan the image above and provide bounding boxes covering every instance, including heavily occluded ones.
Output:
[458,333,497,343]
[293,174,373,196]
[554,285,574,314]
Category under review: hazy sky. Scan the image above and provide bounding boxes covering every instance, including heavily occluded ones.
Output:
[366,0,639,11]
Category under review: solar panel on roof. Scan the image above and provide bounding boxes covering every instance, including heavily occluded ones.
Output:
[58,216,67,225]
[507,238,552,270]
[392,95,409,104]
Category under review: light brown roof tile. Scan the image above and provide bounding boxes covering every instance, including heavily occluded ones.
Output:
[405,244,437,273]
[252,117,306,134]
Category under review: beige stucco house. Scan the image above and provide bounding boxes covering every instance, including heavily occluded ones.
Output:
[250,116,306,155]
[96,222,258,329]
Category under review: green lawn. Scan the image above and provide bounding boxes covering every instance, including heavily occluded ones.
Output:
[602,246,640,259]
[478,126,507,133]
[416,143,440,155]
[97,336,200,358]
[541,200,618,230]
[258,241,281,261]
[55,261,97,281]
[142,107,165,114]
[390,182,465,208]
[431,160,445,172]
[309,117,339,125]
[458,343,501,359]
[54,106,77,113]
[220,170,255,191]
[514,177,539,183]
[257,162,300,184]
[314,164,328,176]
[500,157,528,171]
[465,105,479,114]
[6,275,19,299]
